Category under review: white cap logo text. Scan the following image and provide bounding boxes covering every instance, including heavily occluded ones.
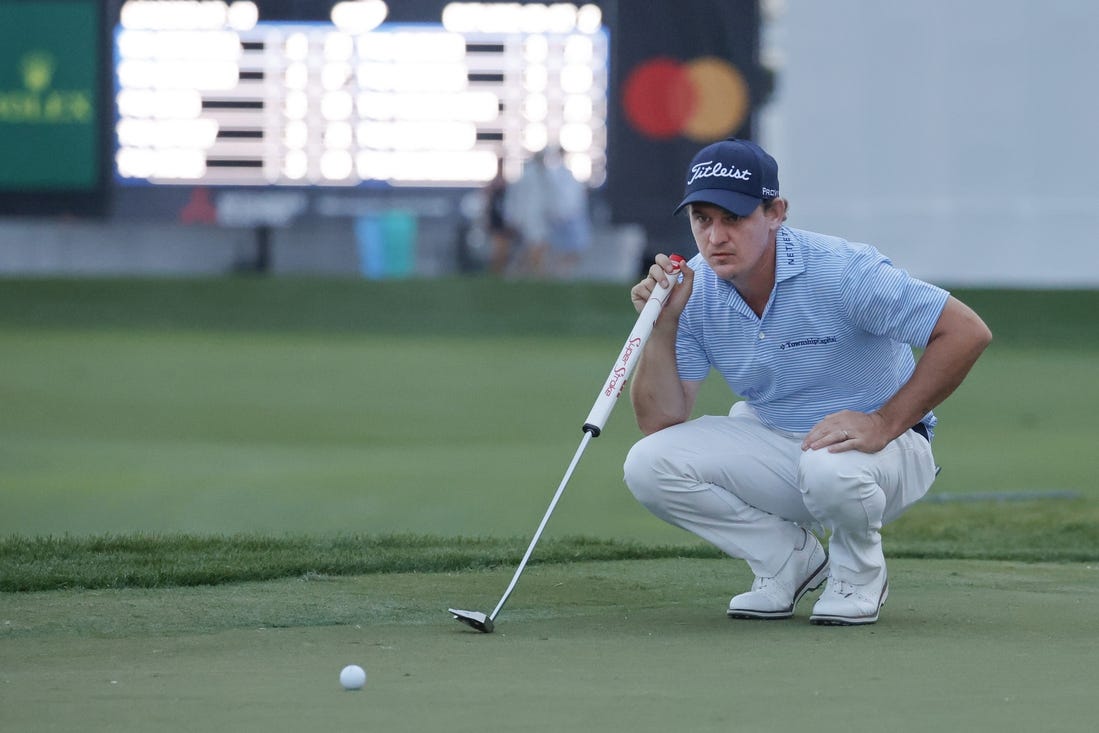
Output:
[687,160,752,186]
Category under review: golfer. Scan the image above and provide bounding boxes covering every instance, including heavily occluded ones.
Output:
[623,138,992,625]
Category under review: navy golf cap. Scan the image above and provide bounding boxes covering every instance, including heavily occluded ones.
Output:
[673,138,780,216]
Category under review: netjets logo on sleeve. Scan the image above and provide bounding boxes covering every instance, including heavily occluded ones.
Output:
[687,160,753,186]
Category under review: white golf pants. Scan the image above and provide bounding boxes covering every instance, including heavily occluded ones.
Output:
[623,401,938,586]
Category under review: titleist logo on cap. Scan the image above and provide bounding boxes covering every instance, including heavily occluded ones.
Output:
[687,160,752,186]
[673,138,780,216]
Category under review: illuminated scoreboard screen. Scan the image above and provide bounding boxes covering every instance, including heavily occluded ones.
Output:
[114,2,608,189]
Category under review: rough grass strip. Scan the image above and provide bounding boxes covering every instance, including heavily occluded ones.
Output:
[4,498,1099,593]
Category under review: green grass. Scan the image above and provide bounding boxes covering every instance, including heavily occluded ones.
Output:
[0,534,721,592]
[1,278,1097,566]
[1,279,1098,732]
[3,558,1098,733]
[4,503,1099,592]
[0,277,1095,343]
[0,276,637,337]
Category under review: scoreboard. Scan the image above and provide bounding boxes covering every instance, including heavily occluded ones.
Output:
[114,1,609,189]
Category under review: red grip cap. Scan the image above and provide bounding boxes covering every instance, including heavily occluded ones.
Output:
[669,254,686,269]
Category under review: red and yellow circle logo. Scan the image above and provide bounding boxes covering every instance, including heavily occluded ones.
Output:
[622,56,749,142]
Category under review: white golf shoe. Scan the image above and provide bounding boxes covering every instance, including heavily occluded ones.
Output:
[809,575,889,626]
[727,528,829,620]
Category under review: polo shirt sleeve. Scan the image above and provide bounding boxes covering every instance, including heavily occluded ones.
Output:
[675,299,712,382]
[841,246,950,348]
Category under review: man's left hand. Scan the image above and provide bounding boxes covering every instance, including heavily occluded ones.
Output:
[802,410,892,453]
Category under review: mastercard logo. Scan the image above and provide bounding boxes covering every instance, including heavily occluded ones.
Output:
[621,56,750,142]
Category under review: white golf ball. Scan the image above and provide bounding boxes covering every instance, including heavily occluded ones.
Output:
[340,664,366,690]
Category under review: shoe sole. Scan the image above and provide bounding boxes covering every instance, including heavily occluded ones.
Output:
[727,555,830,620]
[809,581,889,626]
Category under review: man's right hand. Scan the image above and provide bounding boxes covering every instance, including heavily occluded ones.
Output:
[631,254,694,318]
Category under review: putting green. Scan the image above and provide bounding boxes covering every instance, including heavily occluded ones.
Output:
[2,558,1097,732]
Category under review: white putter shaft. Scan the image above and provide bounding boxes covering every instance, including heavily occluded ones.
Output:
[450,255,685,632]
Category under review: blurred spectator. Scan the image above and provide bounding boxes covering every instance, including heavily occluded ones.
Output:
[545,146,592,278]
[484,156,517,275]
[506,147,591,278]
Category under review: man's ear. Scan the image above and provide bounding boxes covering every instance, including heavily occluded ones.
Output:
[766,198,788,229]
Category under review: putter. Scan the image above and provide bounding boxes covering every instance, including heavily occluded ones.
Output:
[449,254,685,633]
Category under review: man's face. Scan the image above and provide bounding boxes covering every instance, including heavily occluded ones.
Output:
[688,201,782,282]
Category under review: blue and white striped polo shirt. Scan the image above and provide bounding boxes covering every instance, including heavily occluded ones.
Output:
[676,226,950,434]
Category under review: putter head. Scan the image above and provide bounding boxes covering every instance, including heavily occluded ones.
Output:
[448,608,494,633]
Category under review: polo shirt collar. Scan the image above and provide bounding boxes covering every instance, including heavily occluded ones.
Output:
[712,226,806,318]
[774,226,805,283]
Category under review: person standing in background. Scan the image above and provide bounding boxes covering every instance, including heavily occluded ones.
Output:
[544,146,592,279]
[506,147,591,278]
[484,156,517,275]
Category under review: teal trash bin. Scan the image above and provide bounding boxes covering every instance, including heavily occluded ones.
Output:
[355,216,384,278]
[355,211,417,279]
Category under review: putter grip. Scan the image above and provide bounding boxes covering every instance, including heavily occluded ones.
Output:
[582,254,685,436]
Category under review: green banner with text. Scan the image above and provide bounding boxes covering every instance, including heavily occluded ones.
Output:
[0,0,101,191]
